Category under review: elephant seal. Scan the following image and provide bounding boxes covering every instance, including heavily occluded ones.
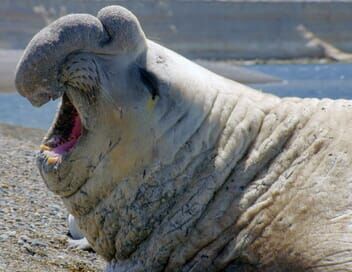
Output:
[15,5,352,272]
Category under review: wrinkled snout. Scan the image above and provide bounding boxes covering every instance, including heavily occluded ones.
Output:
[15,5,146,106]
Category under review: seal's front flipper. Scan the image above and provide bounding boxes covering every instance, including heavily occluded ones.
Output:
[67,214,93,251]
[68,237,92,251]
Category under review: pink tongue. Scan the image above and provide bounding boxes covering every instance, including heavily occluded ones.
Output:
[53,115,82,155]
[70,115,82,139]
[52,139,77,155]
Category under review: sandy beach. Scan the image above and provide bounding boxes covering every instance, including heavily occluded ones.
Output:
[0,123,105,271]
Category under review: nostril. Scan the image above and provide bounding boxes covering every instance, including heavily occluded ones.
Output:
[27,88,56,107]
[31,93,52,107]
[16,78,64,106]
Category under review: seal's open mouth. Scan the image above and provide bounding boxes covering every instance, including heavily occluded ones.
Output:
[39,93,84,165]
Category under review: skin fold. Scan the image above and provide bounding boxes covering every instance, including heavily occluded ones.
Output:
[15,5,352,272]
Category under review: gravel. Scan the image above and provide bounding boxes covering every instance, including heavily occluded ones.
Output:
[0,123,105,272]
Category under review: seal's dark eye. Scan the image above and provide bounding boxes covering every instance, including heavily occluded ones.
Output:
[139,67,159,100]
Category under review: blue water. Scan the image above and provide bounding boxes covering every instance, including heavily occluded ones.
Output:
[1,63,352,130]
[250,63,352,99]
[0,93,58,129]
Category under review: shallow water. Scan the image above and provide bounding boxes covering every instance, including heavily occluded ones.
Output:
[0,93,58,129]
[1,63,351,130]
[251,63,352,99]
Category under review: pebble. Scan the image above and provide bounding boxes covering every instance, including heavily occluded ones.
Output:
[31,239,48,248]
[7,231,16,237]
[0,234,9,241]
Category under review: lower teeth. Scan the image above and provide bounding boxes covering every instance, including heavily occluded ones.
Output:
[47,156,60,165]
[40,144,52,151]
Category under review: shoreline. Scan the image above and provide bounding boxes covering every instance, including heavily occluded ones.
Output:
[0,123,45,144]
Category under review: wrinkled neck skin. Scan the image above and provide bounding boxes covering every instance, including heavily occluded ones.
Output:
[60,40,290,270]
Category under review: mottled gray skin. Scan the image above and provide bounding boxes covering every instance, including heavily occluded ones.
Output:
[16,6,352,272]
